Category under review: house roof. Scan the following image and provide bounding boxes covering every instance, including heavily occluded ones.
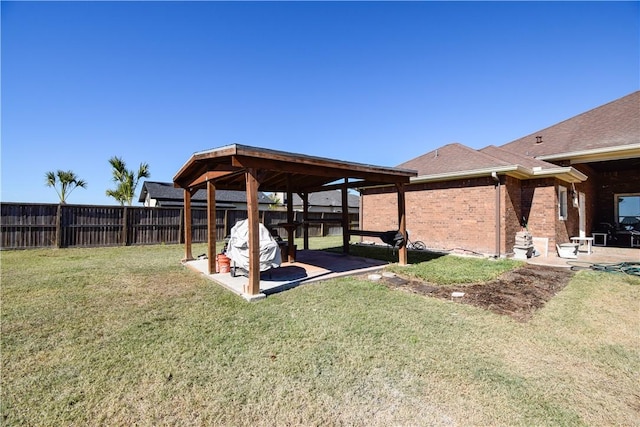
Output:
[394,92,640,184]
[400,143,510,175]
[138,181,273,205]
[398,143,586,184]
[289,190,359,208]
[499,91,640,163]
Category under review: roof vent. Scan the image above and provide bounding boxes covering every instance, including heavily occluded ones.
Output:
[535,136,543,144]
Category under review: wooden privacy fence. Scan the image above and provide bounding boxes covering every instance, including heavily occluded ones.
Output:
[1,202,358,250]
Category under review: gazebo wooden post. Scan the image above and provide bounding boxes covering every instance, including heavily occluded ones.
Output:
[341,179,350,254]
[207,180,217,274]
[183,189,194,262]
[301,192,309,250]
[246,168,261,295]
[397,183,408,266]
[286,175,295,262]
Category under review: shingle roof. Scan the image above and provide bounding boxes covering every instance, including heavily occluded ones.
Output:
[398,143,511,176]
[290,190,359,208]
[479,145,561,170]
[138,181,272,205]
[500,91,640,158]
[396,142,585,183]
[395,92,638,183]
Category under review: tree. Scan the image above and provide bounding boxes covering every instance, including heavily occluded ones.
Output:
[45,170,87,204]
[105,156,150,206]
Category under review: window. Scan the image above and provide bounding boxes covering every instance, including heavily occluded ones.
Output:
[558,186,568,220]
[616,193,640,231]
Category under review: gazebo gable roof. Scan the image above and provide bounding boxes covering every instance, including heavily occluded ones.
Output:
[173,144,416,192]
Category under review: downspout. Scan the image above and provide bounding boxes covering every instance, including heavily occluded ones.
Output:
[491,172,500,258]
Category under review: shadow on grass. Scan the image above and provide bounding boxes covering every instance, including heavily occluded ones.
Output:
[323,244,446,264]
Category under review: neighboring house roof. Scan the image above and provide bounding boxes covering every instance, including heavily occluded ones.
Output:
[138,181,273,207]
[289,190,359,209]
[499,91,640,162]
[398,143,586,184]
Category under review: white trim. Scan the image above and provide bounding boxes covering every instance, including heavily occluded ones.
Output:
[408,165,587,185]
[537,143,640,163]
[558,185,568,221]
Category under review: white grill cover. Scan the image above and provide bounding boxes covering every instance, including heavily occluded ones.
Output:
[226,219,281,272]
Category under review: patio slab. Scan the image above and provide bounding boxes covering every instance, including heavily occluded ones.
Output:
[184,250,389,301]
[526,246,639,268]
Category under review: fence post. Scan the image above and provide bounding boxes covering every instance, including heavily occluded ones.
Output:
[224,209,229,239]
[55,204,62,248]
[122,206,128,246]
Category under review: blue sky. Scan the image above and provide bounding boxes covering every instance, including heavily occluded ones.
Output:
[2,1,638,205]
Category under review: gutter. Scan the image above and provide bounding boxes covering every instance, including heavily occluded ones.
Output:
[537,143,640,164]
[357,163,587,191]
[491,171,501,258]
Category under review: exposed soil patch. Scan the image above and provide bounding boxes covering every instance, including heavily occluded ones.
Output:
[381,264,574,322]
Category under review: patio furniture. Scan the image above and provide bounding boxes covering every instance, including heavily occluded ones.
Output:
[556,243,579,259]
[571,236,593,254]
[592,232,607,246]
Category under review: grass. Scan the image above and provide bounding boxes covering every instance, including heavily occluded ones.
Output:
[2,239,639,426]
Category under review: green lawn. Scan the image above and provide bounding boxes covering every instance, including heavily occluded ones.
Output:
[1,240,639,426]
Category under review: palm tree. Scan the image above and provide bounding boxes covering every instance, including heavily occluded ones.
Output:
[45,170,87,204]
[105,156,150,206]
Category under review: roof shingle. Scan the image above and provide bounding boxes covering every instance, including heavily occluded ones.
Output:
[500,91,639,157]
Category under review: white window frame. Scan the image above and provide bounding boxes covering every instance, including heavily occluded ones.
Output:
[558,185,568,221]
[615,193,640,230]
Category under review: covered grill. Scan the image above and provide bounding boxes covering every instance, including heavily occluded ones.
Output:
[226,219,281,277]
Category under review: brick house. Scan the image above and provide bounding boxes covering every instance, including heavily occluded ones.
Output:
[360,91,640,256]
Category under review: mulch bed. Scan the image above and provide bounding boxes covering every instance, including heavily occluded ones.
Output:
[380,264,574,322]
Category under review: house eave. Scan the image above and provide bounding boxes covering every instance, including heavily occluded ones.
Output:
[410,165,529,184]
[364,165,587,188]
[531,167,588,183]
[537,143,640,164]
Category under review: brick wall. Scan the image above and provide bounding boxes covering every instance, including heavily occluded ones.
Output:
[362,177,504,255]
[521,178,558,249]
[362,175,569,257]
[504,175,523,254]
[362,161,638,257]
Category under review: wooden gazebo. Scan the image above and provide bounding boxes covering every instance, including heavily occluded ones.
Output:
[173,144,417,296]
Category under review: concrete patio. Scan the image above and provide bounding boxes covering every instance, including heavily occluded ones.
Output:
[184,249,389,301]
[185,245,639,301]
[526,245,639,268]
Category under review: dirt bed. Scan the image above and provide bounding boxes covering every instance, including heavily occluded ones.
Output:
[381,264,574,322]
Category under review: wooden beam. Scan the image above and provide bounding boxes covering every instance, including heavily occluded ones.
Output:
[246,168,261,295]
[342,180,350,254]
[207,181,216,274]
[397,183,407,266]
[301,192,309,250]
[232,155,412,185]
[286,175,295,262]
[189,170,242,190]
[183,189,194,262]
